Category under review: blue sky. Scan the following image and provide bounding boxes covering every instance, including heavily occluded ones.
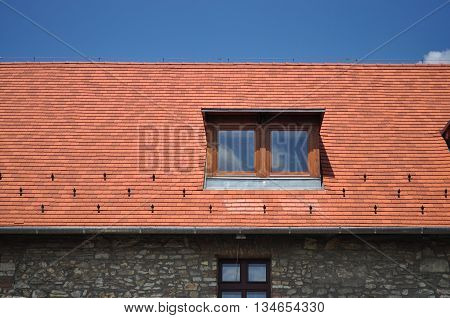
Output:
[0,0,449,62]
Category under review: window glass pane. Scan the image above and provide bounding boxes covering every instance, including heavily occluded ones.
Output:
[218,130,254,172]
[247,291,267,298]
[271,131,308,172]
[221,291,242,298]
[221,264,240,282]
[248,263,267,282]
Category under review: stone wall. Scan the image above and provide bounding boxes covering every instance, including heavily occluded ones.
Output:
[0,234,449,297]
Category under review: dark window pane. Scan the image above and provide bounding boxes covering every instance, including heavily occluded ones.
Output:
[222,291,242,298]
[218,130,254,172]
[221,264,240,282]
[248,263,267,282]
[271,131,308,172]
[247,291,267,298]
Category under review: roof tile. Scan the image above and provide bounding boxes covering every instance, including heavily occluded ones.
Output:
[0,63,449,228]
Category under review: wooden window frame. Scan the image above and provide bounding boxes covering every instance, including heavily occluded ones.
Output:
[218,259,271,298]
[205,113,320,178]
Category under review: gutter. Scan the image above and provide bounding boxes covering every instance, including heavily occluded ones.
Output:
[1,226,450,235]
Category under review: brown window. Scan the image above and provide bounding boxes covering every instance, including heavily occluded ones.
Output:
[218,259,271,298]
[205,113,321,178]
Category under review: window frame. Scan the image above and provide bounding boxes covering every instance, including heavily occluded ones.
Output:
[205,113,321,178]
[218,259,271,298]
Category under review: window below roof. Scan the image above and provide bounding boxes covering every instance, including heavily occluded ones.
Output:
[218,259,270,298]
[203,110,323,190]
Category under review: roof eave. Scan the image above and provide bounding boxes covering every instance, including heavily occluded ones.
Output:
[1,226,450,235]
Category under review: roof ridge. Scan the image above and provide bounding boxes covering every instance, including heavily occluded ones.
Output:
[1,61,450,67]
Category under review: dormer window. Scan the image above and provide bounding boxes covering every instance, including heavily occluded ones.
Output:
[203,109,324,189]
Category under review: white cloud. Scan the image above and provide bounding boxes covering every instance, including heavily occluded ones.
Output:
[422,49,450,64]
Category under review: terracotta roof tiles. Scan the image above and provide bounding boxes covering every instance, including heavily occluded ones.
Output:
[0,63,449,229]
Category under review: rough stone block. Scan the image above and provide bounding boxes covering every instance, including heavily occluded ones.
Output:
[184,283,198,291]
[0,262,15,272]
[304,238,318,250]
[94,252,110,260]
[420,258,449,273]
[0,276,14,289]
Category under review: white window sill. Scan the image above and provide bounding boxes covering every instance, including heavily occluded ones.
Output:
[204,176,322,190]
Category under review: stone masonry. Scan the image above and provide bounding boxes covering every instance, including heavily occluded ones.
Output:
[0,234,449,297]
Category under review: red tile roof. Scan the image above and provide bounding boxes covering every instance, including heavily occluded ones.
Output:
[0,63,449,230]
